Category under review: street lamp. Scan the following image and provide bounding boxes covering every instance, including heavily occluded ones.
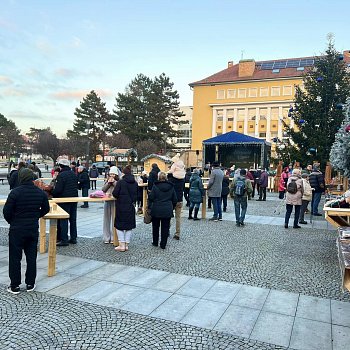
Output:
[86,120,91,169]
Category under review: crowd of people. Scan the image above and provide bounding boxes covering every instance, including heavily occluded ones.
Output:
[3,157,328,294]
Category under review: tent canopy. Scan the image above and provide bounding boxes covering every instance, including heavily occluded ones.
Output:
[203,131,271,145]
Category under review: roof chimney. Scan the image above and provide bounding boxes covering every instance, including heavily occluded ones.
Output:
[228,61,234,68]
[238,59,255,77]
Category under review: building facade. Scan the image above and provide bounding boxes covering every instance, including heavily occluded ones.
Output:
[189,51,350,151]
[171,105,192,150]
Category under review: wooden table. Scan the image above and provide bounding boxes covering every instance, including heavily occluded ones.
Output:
[323,201,350,228]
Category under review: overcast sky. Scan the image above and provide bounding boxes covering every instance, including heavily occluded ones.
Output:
[1,0,349,137]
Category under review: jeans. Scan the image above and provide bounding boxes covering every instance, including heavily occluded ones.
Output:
[82,187,89,207]
[211,197,222,219]
[311,192,322,214]
[234,196,248,224]
[152,217,171,248]
[285,204,301,227]
[299,199,309,222]
[189,202,201,209]
[9,229,38,287]
[57,203,78,243]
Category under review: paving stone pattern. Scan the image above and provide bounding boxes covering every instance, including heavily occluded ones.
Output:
[0,287,286,350]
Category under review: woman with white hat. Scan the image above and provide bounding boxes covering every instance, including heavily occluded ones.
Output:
[101,166,121,244]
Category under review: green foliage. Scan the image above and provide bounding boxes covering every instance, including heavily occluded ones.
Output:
[68,90,112,161]
[113,73,184,148]
[0,113,23,161]
[330,98,350,175]
[276,40,350,169]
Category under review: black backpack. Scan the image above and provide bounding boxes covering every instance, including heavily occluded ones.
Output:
[287,179,298,194]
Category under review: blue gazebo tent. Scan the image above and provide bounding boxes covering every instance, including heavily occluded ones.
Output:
[202,131,271,169]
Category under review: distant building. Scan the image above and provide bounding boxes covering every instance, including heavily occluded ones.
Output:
[189,51,350,151]
[171,106,192,150]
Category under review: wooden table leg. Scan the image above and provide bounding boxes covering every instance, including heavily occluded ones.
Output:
[112,202,119,247]
[202,192,207,219]
[48,219,57,277]
[142,187,147,216]
[39,217,46,253]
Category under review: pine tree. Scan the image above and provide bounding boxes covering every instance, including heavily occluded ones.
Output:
[277,39,350,168]
[113,73,184,148]
[67,90,112,163]
[330,98,350,176]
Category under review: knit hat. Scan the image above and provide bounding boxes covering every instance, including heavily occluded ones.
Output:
[78,166,84,171]
[58,158,70,167]
[109,166,121,176]
[18,168,34,184]
[122,165,132,175]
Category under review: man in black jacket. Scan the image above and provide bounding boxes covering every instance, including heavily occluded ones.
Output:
[52,159,78,246]
[3,168,50,294]
[77,166,90,208]
[167,173,185,240]
[8,161,26,190]
[309,165,325,216]
[148,163,160,191]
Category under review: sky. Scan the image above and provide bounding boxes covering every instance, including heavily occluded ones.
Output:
[1,0,349,137]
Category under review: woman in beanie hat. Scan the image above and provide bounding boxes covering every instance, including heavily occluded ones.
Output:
[112,165,138,252]
[101,166,121,243]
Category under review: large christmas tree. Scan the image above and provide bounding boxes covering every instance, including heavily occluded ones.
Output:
[277,39,350,168]
[330,98,350,176]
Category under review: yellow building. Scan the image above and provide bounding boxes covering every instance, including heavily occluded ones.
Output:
[189,55,321,151]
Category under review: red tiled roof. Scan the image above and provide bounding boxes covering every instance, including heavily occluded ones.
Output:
[189,54,350,86]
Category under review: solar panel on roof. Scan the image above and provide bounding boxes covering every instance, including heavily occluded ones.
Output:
[259,58,315,70]
[274,61,287,69]
[261,63,274,69]
[286,60,300,68]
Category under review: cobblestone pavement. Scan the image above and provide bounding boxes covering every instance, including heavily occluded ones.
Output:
[0,287,286,350]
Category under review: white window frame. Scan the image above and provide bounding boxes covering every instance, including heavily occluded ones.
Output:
[283,85,292,96]
[248,88,258,97]
[227,89,236,98]
[260,87,269,97]
[238,88,246,98]
[217,90,225,99]
[271,86,281,97]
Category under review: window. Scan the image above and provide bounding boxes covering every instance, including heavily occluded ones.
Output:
[218,126,222,129]
[216,132,222,136]
[227,89,236,98]
[217,116,223,121]
[272,69,280,73]
[283,85,292,96]
[271,86,281,97]
[249,125,254,129]
[297,67,304,71]
[248,88,257,97]
[260,87,268,97]
[238,88,246,98]
[228,117,233,121]
[217,90,225,99]
[259,133,266,137]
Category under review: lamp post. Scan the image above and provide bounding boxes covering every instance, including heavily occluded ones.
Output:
[85,120,91,169]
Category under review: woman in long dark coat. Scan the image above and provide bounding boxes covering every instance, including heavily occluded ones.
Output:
[148,171,177,249]
[188,169,204,220]
[112,165,138,252]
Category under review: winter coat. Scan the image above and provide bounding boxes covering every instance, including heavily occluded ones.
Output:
[167,174,184,202]
[89,168,99,178]
[3,181,50,232]
[78,169,90,190]
[302,179,313,201]
[278,177,286,192]
[184,170,192,184]
[259,171,268,187]
[112,173,138,230]
[168,160,186,179]
[9,170,19,190]
[309,170,325,193]
[148,180,177,219]
[102,179,117,196]
[281,171,290,186]
[230,175,253,198]
[137,175,148,201]
[148,165,160,191]
[189,173,204,204]
[285,175,303,206]
[207,167,224,198]
[221,176,230,196]
[52,167,78,198]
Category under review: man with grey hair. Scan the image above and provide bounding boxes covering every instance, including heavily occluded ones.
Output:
[207,161,224,221]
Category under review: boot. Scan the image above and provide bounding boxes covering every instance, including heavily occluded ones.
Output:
[193,207,200,221]
[115,242,125,252]
[125,243,129,251]
[188,207,194,219]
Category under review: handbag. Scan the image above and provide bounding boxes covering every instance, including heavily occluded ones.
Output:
[143,208,152,224]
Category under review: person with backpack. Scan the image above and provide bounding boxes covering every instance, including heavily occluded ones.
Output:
[230,169,253,226]
[284,168,303,229]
